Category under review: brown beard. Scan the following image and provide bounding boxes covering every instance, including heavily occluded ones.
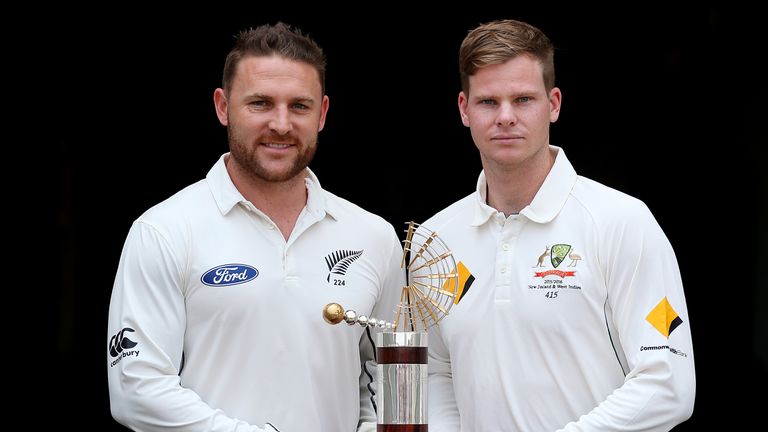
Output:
[227,124,318,183]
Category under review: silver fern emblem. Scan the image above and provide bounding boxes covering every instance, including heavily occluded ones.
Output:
[325,250,364,282]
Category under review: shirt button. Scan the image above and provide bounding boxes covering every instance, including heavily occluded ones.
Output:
[502,243,510,251]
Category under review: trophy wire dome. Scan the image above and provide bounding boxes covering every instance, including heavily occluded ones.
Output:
[395,221,459,332]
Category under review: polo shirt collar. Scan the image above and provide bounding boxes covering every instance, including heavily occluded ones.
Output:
[206,153,335,220]
[470,146,577,226]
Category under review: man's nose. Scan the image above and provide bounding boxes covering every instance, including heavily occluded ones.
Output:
[269,107,293,134]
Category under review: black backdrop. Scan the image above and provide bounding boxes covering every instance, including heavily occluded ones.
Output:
[50,5,765,430]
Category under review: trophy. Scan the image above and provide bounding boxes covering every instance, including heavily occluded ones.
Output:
[323,222,459,431]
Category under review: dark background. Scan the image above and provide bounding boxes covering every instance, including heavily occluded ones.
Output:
[49,5,765,430]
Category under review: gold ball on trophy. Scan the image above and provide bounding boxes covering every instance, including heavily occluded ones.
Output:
[323,302,345,325]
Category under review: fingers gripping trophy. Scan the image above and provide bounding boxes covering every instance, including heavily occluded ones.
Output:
[323,222,459,431]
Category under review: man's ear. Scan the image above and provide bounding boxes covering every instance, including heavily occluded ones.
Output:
[458,91,470,127]
[549,87,562,123]
[213,88,229,126]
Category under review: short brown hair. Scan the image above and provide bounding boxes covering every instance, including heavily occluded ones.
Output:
[459,19,555,94]
[222,22,326,95]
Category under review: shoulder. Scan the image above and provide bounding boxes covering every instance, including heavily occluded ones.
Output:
[571,176,648,217]
[422,193,476,231]
[135,180,212,232]
[571,176,653,222]
[322,190,398,238]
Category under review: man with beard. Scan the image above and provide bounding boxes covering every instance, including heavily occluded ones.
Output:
[107,23,404,432]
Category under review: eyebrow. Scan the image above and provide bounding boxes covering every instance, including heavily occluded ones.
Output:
[245,93,316,105]
[471,90,539,100]
[292,96,316,105]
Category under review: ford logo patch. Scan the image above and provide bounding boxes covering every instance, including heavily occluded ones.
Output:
[201,264,259,287]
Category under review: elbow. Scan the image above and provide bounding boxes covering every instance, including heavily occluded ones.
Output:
[109,374,145,429]
[664,370,695,427]
[110,388,155,430]
[110,395,132,428]
[109,385,140,429]
[674,380,696,424]
[645,363,696,428]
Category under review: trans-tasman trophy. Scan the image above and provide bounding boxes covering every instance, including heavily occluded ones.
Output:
[323,222,459,431]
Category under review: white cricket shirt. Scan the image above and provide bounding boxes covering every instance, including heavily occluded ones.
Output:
[107,154,404,432]
[426,147,695,431]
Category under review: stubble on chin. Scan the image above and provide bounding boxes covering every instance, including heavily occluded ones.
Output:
[227,127,318,183]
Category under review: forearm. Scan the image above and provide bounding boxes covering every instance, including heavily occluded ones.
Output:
[109,374,269,432]
[428,372,461,432]
[428,324,460,432]
[557,370,694,431]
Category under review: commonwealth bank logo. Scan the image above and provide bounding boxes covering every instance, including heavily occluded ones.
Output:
[443,261,475,304]
[645,297,683,338]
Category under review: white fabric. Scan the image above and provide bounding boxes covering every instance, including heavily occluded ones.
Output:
[107,154,404,432]
[426,146,695,431]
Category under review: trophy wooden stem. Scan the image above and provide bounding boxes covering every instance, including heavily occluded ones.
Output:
[377,347,427,364]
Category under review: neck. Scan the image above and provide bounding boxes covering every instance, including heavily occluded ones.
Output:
[226,157,308,240]
[483,146,556,216]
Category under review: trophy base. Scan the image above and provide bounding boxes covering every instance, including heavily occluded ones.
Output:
[378,425,427,432]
